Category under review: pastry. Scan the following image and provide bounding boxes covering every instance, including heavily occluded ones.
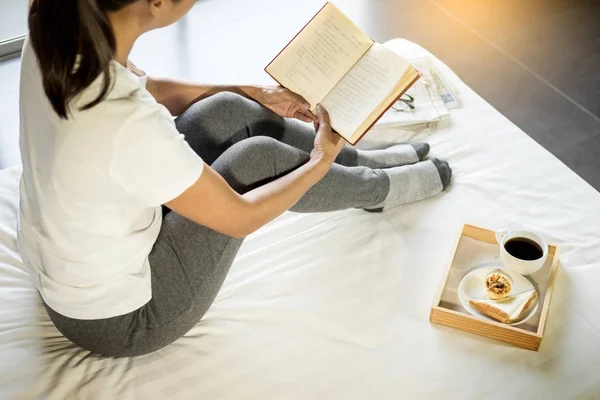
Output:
[485,271,512,300]
[468,289,537,324]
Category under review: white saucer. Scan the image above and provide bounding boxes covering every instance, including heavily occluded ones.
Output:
[457,266,539,326]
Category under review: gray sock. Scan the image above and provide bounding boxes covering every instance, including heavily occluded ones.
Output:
[431,158,452,190]
[356,143,429,168]
[366,159,451,211]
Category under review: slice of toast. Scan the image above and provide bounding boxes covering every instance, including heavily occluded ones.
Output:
[468,290,537,324]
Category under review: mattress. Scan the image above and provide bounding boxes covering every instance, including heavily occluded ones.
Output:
[1,39,600,399]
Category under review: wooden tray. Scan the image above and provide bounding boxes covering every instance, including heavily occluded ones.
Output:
[430,224,560,351]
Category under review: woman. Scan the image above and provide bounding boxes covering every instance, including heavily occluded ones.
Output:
[19,0,451,357]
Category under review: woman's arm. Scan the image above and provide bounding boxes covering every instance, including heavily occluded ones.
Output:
[146,77,315,122]
[166,155,329,238]
[129,61,245,115]
[146,76,260,116]
[165,105,344,238]
[133,60,313,120]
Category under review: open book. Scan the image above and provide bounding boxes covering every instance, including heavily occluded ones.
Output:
[265,2,421,145]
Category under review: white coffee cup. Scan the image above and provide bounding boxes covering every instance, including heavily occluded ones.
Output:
[495,230,548,275]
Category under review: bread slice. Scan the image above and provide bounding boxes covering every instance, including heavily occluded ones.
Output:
[468,290,537,324]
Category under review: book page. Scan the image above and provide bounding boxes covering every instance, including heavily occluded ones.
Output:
[320,43,411,140]
[265,3,373,110]
[353,69,420,141]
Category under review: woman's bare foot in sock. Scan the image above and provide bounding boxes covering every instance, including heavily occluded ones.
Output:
[364,158,452,212]
[431,158,452,189]
[356,143,430,169]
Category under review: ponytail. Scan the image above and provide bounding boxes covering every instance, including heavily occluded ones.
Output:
[28,0,135,119]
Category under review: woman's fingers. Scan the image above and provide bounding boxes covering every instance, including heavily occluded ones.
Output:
[312,104,345,162]
[286,90,311,111]
[300,108,316,121]
[293,111,314,123]
[285,90,317,120]
[304,109,317,121]
[315,103,331,128]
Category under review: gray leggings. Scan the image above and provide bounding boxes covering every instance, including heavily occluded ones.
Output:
[44,92,390,357]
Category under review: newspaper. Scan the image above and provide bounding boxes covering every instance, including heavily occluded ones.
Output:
[373,56,461,130]
[425,57,461,109]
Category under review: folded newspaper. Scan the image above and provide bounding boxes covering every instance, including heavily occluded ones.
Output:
[373,56,461,130]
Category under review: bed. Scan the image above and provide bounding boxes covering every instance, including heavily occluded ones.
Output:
[1,40,599,399]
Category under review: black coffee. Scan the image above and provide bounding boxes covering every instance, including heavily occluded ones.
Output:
[504,238,543,261]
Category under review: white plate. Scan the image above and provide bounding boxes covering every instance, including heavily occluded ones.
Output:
[457,266,539,326]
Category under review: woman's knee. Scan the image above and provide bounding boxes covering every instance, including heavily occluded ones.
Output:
[212,136,308,193]
[229,135,282,155]
[218,136,294,169]
[177,92,244,126]
[176,92,279,141]
[206,91,254,114]
[195,91,272,122]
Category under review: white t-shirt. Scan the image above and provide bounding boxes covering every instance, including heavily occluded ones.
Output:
[17,39,205,320]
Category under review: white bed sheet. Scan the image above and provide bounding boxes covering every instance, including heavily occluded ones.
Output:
[1,39,600,399]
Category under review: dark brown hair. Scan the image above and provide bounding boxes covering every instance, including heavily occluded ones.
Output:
[28,0,138,119]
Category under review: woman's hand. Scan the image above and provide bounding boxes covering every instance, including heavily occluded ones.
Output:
[310,104,346,165]
[253,86,316,122]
